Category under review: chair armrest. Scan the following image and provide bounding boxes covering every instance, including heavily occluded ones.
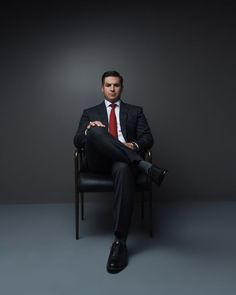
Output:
[144,150,152,163]
[74,149,79,193]
[74,148,85,193]
[74,148,84,172]
[74,149,79,171]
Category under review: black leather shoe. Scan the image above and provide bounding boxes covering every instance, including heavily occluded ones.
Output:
[106,241,128,274]
[149,165,169,186]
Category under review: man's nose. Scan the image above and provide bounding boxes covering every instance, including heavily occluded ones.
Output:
[111,85,115,91]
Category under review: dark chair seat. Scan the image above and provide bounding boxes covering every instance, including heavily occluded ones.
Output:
[79,172,151,192]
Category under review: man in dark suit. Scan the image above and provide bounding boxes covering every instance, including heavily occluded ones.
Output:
[74,70,168,274]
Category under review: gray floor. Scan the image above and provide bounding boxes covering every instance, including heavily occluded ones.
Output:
[0,200,236,295]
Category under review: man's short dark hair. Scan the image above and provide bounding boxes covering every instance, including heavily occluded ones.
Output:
[101,71,123,87]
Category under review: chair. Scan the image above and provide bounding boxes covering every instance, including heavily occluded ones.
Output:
[74,148,153,240]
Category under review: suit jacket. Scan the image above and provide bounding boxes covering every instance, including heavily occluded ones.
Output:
[74,100,154,153]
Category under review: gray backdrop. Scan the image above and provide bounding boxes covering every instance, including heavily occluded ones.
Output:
[0,1,235,203]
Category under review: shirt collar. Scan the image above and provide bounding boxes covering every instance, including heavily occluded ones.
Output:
[104,99,121,108]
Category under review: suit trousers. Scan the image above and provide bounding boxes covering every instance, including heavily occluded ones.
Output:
[85,127,143,239]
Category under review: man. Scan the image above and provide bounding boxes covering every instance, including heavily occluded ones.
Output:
[74,70,168,274]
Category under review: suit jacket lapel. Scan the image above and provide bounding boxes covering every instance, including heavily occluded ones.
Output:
[120,101,128,140]
[98,101,109,130]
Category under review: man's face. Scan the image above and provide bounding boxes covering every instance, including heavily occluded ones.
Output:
[101,76,123,103]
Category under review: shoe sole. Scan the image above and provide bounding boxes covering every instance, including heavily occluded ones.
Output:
[106,262,128,274]
[157,170,169,187]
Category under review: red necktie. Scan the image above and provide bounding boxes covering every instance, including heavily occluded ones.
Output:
[109,103,118,138]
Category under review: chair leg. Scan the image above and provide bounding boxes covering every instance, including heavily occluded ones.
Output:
[81,192,84,220]
[141,192,144,219]
[75,191,79,240]
[149,189,153,238]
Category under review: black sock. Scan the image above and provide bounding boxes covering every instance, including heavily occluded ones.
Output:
[114,232,127,245]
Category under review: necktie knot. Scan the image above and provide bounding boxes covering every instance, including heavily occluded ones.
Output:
[110,103,117,110]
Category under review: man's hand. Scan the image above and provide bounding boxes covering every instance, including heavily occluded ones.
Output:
[123,142,134,150]
[87,121,106,129]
